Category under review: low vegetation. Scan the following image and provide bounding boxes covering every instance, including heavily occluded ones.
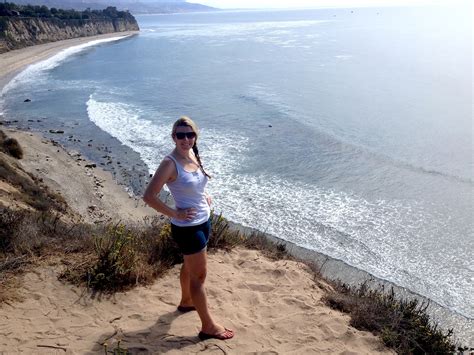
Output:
[59,212,287,292]
[0,2,134,21]
[0,132,466,354]
[0,131,66,212]
[0,130,23,159]
[59,216,181,291]
[322,282,470,354]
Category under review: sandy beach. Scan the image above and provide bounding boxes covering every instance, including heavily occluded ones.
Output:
[0,35,395,353]
[0,31,139,93]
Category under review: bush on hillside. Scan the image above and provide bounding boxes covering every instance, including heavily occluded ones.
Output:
[2,137,23,159]
[323,282,462,354]
[60,216,180,292]
[1,130,24,158]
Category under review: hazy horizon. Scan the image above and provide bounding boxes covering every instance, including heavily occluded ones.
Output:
[187,0,451,10]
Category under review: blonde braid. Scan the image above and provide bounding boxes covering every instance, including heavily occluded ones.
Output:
[192,144,211,179]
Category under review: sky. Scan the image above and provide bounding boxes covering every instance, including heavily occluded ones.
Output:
[188,0,446,9]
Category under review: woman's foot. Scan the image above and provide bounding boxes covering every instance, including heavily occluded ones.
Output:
[198,325,234,341]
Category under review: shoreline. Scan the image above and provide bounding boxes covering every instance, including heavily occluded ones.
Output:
[0,31,139,93]
[1,34,472,348]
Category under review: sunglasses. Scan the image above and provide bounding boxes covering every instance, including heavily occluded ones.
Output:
[175,132,197,140]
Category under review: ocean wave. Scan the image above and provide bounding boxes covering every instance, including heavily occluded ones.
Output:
[1,36,129,96]
[86,95,170,171]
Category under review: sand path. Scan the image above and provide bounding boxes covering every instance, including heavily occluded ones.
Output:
[0,248,392,354]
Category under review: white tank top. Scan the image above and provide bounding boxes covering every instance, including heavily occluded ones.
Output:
[166,155,210,227]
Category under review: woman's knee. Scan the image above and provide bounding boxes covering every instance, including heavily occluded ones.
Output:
[189,267,207,285]
[184,251,207,284]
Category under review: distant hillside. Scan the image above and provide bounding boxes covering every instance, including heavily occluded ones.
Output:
[7,0,217,14]
[0,3,139,53]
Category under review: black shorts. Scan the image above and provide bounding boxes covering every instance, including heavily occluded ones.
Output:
[170,219,211,255]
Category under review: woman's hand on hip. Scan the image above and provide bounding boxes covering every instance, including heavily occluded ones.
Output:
[175,208,197,221]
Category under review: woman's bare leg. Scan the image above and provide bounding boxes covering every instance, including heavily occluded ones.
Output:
[179,263,193,307]
[183,250,233,337]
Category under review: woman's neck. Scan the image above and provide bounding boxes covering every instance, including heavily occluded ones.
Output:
[173,148,193,160]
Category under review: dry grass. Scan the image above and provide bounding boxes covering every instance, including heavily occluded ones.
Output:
[59,213,291,293]
[209,213,291,260]
[0,207,92,301]
[323,282,467,354]
[59,216,181,292]
[0,130,23,159]
[0,152,67,212]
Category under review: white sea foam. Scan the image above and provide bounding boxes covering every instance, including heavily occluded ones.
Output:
[86,94,473,319]
[1,36,129,96]
[86,96,172,172]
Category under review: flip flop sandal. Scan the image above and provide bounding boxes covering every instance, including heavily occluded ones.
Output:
[177,305,196,313]
[198,328,234,341]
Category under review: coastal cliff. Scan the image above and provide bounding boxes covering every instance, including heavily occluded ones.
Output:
[0,5,139,53]
[0,17,139,53]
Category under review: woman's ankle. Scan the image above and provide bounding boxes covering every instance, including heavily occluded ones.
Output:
[179,297,193,306]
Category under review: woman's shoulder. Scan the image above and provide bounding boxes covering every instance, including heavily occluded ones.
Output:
[164,154,180,167]
[155,156,178,182]
[163,155,174,163]
[158,155,177,172]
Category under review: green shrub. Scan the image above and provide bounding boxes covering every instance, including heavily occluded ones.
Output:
[207,212,242,250]
[134,215,181,268]
[74,217,182,292]
[87,223,139,291]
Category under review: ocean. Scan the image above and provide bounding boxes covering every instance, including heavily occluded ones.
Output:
[1,3,472,343]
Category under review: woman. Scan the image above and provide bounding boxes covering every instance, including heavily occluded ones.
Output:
[143,116,234,341]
